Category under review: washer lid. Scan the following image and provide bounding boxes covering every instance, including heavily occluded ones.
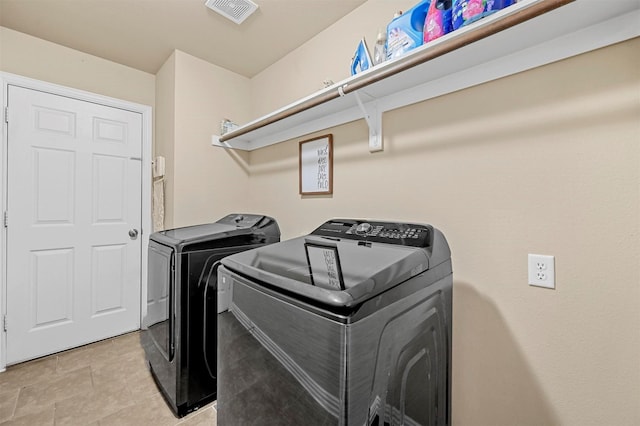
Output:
[220,234,431,309]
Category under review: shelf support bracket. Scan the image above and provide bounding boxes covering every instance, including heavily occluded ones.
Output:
[353,91,383,152]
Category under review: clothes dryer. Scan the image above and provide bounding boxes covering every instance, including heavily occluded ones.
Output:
[141,214,280,417]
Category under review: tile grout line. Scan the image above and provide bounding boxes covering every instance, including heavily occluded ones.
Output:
[9,387,20,422]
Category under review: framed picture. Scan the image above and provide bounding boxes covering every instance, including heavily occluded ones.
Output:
[299,134,333,195]
[304,241,345,290]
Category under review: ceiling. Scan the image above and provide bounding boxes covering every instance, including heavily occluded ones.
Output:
[0,0,367,78]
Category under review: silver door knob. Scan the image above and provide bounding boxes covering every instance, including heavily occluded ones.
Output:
[128,229,139,240]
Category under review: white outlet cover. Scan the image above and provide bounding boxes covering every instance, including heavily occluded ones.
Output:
[528,254,555,289]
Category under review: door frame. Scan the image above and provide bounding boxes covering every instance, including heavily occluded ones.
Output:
[0,72,153,372]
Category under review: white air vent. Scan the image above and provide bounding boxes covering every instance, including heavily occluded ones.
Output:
[204,0,259,25]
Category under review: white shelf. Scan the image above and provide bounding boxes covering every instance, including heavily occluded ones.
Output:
[212,0,640,151]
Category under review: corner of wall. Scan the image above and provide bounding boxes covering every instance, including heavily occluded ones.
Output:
[154,51,177,229]
[171,50,252,227]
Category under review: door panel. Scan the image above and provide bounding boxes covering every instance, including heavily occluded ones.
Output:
[30,248,74,329]
[6,85,143,364]
[34,148,75,224]
[93,154,127,223]
[91,244,126,316]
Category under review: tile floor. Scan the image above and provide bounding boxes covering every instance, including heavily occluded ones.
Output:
[0,331,217,425]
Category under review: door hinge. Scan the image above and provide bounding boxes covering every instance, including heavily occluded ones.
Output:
[2,315,7,332]
[3,211,7,228]
[4,107,7,123]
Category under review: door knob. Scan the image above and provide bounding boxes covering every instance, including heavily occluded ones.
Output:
[128,229,139,240]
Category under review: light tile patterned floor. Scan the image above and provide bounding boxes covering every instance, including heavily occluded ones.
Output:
[0,331,216,425]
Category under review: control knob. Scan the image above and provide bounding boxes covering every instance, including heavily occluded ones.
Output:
[355,222,373,235]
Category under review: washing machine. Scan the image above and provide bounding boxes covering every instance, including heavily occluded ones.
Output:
[140,213,280,417]
[217,218,452,425]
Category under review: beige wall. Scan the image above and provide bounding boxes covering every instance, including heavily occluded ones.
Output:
[246,3,639,421]
[246,38,640,425]
[170,50,252,228]
[249,0,416,118]
[0,26,155,107]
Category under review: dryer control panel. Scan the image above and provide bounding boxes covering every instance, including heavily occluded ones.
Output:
[311,219,432,248]
[217,214,266,228]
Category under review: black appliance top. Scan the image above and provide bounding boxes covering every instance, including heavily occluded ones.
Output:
[220,219,451,308]
[150,214,280,252]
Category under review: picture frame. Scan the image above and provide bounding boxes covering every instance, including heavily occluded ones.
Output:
[304,240,345,291]
[299,134,333,195]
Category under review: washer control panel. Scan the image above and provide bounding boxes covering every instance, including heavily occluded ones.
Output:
[311,219,432,247]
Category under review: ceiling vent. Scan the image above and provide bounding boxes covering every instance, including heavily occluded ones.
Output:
[204,0,259,25]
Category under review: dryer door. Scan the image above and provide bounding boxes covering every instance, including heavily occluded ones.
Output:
[146,240,175,361]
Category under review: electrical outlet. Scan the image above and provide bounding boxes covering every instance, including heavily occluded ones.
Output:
[528,254,555,289]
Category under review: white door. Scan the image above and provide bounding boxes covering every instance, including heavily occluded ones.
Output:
[5,85,142,364]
